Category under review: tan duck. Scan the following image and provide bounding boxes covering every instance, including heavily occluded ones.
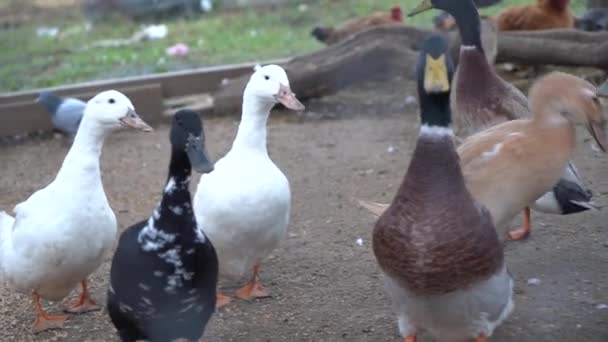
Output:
[361,71,607,240]
[373,34,513,342]
[407,0,598,240]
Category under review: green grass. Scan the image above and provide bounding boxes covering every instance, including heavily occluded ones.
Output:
[0,0,587,92]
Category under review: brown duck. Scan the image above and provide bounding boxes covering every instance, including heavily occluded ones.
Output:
[402,0,599,241]
[360,71,607,241]
[373,34,513,342]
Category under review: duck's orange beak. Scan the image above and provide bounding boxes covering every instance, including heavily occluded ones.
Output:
[275,84,305,111]
[120,108,153,132]
[587,120,607,153]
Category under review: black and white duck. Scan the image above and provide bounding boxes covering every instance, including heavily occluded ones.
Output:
[373,34,513,342]
[107,109,218,341]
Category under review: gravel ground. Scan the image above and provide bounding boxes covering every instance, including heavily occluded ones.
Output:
[0,78,607,341]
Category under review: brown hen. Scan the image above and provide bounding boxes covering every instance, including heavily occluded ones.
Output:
[494,0,575,31]
[311,5,403,45]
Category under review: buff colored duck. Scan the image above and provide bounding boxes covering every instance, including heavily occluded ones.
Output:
[408,0,598,240]
[360,71,607,241]
[373,35,513,342]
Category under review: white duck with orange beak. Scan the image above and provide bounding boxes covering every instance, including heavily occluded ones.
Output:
[194,65,304,308]
[0,90,152,333]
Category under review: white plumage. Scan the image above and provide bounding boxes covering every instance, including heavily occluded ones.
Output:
[194,65,303,305]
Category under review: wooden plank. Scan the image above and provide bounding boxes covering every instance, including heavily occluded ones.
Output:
[0,83,163,137]
[0,59,288,105]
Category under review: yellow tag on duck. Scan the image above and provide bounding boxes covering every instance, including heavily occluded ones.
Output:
[424,54,450,93]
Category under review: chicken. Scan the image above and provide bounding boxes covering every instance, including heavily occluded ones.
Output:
[311,6,403,45]
[494,0,575,31]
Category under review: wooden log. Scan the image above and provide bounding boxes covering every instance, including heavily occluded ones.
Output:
[213,23,497,115]
[496,29,608,69]
[213,25,608,115]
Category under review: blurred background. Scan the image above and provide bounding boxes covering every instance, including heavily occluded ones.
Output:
[0,0,590,93]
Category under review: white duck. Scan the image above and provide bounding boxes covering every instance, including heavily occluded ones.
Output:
[0,90,152,333]
[194,64,304,307]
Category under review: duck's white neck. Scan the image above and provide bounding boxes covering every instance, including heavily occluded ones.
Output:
[231,95,275,153]
[56,116,111,181]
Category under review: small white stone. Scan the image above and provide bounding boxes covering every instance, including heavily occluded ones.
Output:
[405,95,416,105]
[298,3,308,12]
[356,238,363,246]
[527,278,541,286]
[387,145,397,153]
[596,304,608,310]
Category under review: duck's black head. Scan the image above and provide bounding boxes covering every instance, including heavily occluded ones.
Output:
[171,110,214,174]
[36,91,63,114]
[408,0,483,51]
[415,34,454,128]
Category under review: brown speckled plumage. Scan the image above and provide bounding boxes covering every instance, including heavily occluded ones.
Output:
[372,134,504,296]
[452,48,530,138]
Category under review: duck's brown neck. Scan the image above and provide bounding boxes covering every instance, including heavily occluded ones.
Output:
[455,48,497,108]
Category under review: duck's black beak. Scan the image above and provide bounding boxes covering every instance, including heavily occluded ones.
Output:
[186,134,214,174]
[408,0,434,17]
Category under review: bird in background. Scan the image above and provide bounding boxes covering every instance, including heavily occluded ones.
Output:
[37,91,85,136]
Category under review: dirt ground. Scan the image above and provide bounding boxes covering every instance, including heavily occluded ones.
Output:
[0,77,607,341]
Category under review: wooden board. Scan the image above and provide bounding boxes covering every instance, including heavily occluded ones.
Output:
[0,59,287,138]
[0,60,287,105]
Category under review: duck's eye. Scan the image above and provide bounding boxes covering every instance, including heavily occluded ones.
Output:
[108,98,115,104]
[592,95,600,106]
[264,75,270,80]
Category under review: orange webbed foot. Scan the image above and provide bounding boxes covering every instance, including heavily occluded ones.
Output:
[405,335,416,342]
[216,292,232,309]
[64,279,100,314]
[32,313,67,334]
[509,207,531,240]
[235,281,271,301]
[65,297,100,314]
[235,263,271,301]
[32,291,67,333]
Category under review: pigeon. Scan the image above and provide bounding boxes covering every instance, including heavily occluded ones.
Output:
[37,91,85,135]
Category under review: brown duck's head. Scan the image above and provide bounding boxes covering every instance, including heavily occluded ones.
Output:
[530,72,607,152]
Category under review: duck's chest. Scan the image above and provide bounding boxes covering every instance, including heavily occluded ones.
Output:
[112,239,216,315]
[214,155,290,206]
[41,179,117,245]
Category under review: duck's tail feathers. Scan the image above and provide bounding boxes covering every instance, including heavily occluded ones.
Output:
[355,198,389,219]
[569,200,601,211]
[547,177,595,215]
